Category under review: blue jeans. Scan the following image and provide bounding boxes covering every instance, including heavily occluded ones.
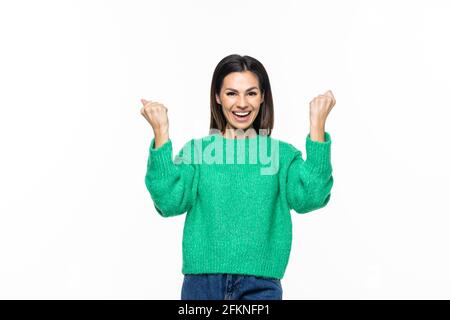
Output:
[181,273,283,300]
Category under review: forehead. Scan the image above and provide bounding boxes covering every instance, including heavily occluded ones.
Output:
[222,71,260,89]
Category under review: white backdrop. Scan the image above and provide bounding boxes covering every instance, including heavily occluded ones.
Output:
[0,0,449,299]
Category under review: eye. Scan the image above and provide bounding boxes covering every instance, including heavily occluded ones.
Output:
[225,91,257,96]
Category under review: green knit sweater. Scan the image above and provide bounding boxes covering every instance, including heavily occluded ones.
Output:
[145,131,333,279]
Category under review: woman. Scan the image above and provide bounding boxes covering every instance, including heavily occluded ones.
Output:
[140,54,336,300]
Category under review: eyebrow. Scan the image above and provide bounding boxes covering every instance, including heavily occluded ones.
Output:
[224,87,259,92]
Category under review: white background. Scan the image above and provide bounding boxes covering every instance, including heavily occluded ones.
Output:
[1,0,449,299]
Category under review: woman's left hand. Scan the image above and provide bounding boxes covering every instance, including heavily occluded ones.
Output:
[309,90,336,128]
[309,90,336,141]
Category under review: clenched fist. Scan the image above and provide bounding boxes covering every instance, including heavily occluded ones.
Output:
[141,99,169,148]
[140,99,169,131]
[309,90,336,128]
[308,90,336,142]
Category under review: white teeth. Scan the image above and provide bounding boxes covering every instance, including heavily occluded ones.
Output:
[233,111,251,116]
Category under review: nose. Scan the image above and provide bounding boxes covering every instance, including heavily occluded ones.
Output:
[237,94,249,108]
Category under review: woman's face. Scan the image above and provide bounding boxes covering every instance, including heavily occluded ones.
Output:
[215,71,264,132]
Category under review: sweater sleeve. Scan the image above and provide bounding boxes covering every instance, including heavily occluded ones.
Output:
[144,138,199,218]
[286,131,334,214]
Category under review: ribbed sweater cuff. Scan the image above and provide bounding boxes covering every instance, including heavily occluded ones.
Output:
[305,131,332,174]
[147,138,178,178]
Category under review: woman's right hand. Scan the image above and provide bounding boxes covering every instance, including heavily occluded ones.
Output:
[140,99,170,148]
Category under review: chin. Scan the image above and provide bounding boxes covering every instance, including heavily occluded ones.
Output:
[230,122,254,131]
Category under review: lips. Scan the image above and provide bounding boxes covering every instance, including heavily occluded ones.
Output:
[231,110,252,122]
[232,111,251,117]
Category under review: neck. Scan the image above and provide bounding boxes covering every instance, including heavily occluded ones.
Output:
[222,124,257,139]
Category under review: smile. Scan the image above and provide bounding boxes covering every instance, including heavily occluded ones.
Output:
[232,111,251,117]
[231,110,252,123]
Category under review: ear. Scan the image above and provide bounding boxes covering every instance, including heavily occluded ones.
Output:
[215,93,221,105]
[260,91,264,104]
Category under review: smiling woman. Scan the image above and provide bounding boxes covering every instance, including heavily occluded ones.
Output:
[141,54,336,301]
[209,55,274,139]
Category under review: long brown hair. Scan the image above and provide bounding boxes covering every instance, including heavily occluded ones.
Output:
[209,54,274,136]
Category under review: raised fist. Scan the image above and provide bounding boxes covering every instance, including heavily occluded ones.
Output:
[140,99,169,133]
[309,90,336,127]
